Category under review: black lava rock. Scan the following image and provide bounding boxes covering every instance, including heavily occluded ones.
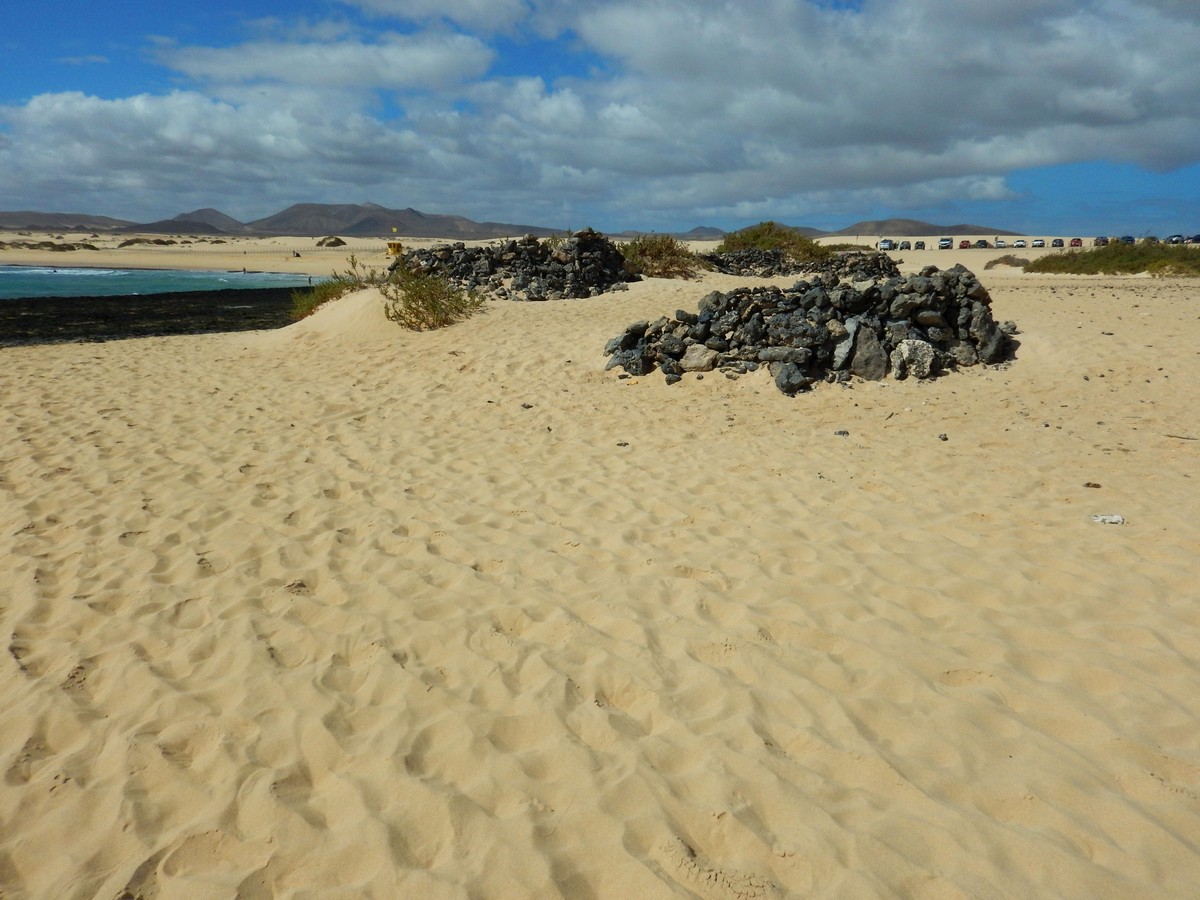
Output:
[603,264,1014,395]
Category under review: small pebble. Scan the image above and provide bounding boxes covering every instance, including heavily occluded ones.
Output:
[835,430,849,437]
[938,433,948,441]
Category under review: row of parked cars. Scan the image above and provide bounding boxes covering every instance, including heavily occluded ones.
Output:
[878,234,1200,252]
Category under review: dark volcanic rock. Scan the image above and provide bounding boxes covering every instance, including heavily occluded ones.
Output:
[603,264,1014,394]
[393,228,638,301]
[700,249,902,281]
[0,288,301,345]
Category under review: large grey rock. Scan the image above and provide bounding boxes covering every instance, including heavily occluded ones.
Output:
[680,344,719,372]
[850,326,887,380]
[772,362,810,394]
[890,339,937,380]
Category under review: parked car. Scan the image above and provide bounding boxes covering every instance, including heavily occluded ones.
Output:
[899,240,911,250]
[1069,238,1083,247]
[1120,235,1135,244]
[1093,236,1109,246]
[938,238,953,249]
[1051,239,1065,248]
[973,239,989,248]
[1031,239,1045,248]
[879,239,895,250]
[1013,239,1027,248]
[1143,236,1160,244]
[1166,234,1184,244]
[994,239,1006,248]
[958,240,971,249]
[1188,235,1200,244]
[914,241,925,250]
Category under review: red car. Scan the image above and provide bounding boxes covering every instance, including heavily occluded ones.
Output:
[1069,238,1083,247]
[958,240,971,249]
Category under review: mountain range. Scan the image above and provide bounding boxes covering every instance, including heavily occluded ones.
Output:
[0,205,1014,239]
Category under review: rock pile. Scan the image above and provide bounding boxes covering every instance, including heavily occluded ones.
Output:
[700,248,810,277]
[604,264,1014,393]
[393,228,637,301]
[699,249,900,281]
[807,251,902,282]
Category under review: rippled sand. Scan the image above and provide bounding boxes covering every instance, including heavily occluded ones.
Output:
[2,258,1198,897]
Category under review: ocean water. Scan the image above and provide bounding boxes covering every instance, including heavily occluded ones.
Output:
[0,265,319,300]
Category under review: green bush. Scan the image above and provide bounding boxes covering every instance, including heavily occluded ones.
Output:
[716,221,831,263]
[619,234,707,278]
[823,242,876,252]
[290,255,385,320]
[382,270,485,330]
[984,254,1031,270]
[1025,243,1200,276]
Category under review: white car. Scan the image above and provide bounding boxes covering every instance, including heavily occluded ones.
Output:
[1031,239,1045,248]
[1013,239,1027,248]
[996,239,1006,248]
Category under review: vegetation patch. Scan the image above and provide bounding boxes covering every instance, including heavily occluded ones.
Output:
[984,255,1030,270]
[1025,243,1200,276]
[289,255,382,320]
[382,269,485,330]
[716,221,831,263]
[619,234,708,279]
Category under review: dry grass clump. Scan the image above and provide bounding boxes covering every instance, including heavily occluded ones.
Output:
[716,221,831,263]
[619,234,707,279]
[985,254,1031,270]
[382,270,485,331]
[291,254,484,329]
[1025,243,1200,276]
[290,255,383,320]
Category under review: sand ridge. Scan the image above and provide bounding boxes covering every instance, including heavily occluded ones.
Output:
[2,256,1199,896]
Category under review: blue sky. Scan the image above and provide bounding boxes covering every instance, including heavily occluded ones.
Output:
[2,0,1199,235]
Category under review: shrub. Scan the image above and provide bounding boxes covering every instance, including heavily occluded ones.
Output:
[1024,242,1200,276]
[619,234,707,278]
[715,221,831,263]
[382,270,485,330]
[289,254,384,320]
[984,254,1031,270]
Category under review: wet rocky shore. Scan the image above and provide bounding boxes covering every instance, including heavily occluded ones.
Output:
[0,287,306,346]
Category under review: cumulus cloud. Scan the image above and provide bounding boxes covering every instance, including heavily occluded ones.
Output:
[1,0,1198,227]
[159,32,493,90]
[57,55,109,66]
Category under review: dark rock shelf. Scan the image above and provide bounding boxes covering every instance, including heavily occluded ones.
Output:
[0,287,308,346]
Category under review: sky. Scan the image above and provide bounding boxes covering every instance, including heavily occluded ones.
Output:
[2,0,1199,235]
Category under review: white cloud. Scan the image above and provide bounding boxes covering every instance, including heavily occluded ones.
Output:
[57,55,109,66]
[159,32,493,90]
[1,0,1198,228]
[344,0,530,32]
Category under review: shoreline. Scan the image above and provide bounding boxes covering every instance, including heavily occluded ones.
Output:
[1,261,303,276]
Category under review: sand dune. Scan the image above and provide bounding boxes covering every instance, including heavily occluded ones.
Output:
[2,257,1198,897]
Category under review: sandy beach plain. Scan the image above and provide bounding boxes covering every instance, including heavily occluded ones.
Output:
[2,231,1199,897]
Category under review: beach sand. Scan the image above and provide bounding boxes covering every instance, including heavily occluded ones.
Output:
[2,238,1199,897]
